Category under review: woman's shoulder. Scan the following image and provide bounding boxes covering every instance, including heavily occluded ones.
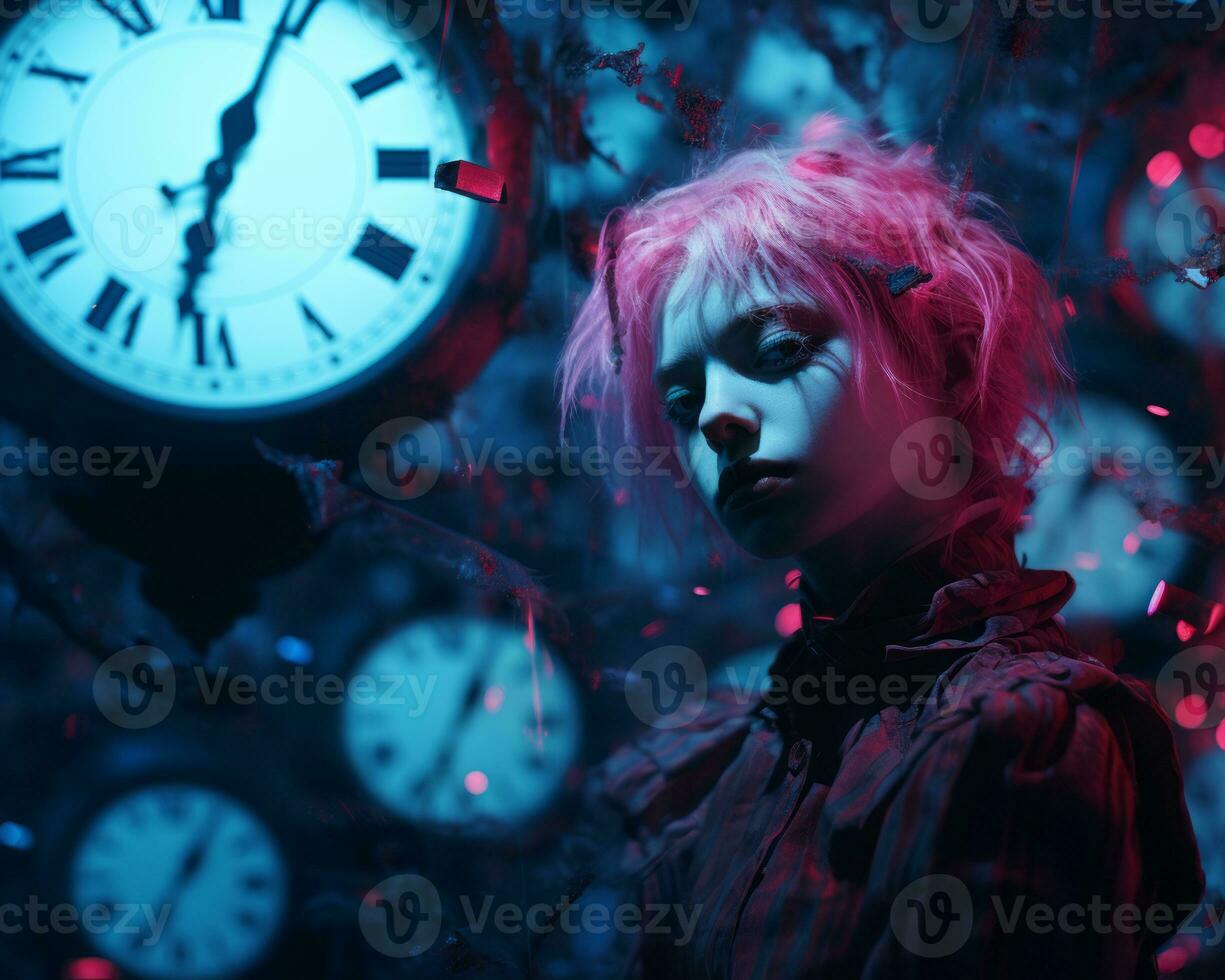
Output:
[843,642,1205,915]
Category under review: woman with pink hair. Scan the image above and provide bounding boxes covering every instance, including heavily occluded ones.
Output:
[554,115,1204,977]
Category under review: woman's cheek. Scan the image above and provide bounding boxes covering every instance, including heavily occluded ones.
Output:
[685,435,721,511]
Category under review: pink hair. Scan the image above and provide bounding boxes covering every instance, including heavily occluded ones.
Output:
[556,113,1071,544]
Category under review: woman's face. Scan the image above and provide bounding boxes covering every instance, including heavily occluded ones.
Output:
[654,264,905,559]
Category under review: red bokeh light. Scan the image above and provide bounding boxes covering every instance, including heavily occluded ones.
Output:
[1189,122,1225,159]
[1146,150,1182,188]
[774,603,803,637]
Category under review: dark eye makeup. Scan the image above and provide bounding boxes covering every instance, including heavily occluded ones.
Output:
[658,305,834,428]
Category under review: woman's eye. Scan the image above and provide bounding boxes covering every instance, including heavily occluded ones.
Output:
[662,389,701,427]
[755,332,819,371]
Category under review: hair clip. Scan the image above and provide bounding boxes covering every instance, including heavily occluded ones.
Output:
[842,255,932,297]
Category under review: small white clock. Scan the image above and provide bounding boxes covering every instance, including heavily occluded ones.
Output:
[342,615,583,837]
[68,781,289,978]
[0,0,482,414]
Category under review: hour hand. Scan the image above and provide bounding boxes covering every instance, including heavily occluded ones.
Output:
[218,91,258,166]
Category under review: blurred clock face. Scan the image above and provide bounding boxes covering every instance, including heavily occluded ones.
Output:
[69,782,288,979]
[342,616,583,837]
[0,0,479,414]
[1015,393,1192,621]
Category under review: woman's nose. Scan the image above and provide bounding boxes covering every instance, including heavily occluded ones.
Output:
[698,370,759,455]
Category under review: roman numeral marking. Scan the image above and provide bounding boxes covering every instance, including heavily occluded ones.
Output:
[17,211,73,258]
[283,0,324,37]
[299,300,336,346]
[351,63,404,100]
[377,149,430,180]
[352,223,415,281]
[17,210,81,280]
[86,278,144,347]
[28,55,91,92]
[1,146,62,181]
[92,0,157,36]
[199,0,241,18]
[190,313,237,368]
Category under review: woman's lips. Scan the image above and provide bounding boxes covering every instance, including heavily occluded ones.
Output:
[723,474,793,513]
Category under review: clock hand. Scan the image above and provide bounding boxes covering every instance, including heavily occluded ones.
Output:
[411,660,490,801]
[160,178,204,205]
[176,0,320,320]
[147,803,222,938]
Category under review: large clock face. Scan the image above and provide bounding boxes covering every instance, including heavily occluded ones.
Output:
[342,616,583,837]
[0,0,480,414]
[69,782,289,978]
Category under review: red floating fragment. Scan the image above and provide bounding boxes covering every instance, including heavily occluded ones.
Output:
[1148,579,1225,636]
[434,159,507,204]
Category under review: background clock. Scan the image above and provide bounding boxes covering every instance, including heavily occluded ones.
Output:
[37,732,299,980]
[69,781,289,979]
[341,614,584,839]
[0,0,533,440]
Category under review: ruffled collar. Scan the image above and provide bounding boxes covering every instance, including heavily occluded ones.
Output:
[769,501,1076,733]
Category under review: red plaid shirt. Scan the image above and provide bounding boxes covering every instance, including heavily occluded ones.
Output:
[587,539,1205,978]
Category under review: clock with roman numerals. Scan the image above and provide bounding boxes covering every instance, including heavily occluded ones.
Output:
[0,0,525,424]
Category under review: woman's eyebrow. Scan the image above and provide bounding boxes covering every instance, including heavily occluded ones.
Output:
[653,305,790,388]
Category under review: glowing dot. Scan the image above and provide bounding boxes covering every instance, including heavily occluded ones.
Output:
[1061,295,1077,317]
[1156,945,1190,975]
[640,619,666,638]
[1176,619,1198,643]
[464,770,489,795]
[1138,520,1163,540]
[1073,551,1100,570]
[612,488,629,506]
[0,821,33,850]
[275,635,313,665]
[1189,123,1225,159]
[65,959,120,980]
[1175,694,1208,729]
[785,568,802,590]
[693,586,710,596]
[774,603,803,637]
[1146,404,1170,417]
[1216,719,1225,751]
[1123,532,1141,555]
[1146,151,1182,188]
[483,686,505,713]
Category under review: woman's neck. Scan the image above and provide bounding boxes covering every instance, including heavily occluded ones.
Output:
[795,497,1012,617]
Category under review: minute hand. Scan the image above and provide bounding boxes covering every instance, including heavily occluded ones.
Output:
[177,0,323,320]
[217,0,319,163]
